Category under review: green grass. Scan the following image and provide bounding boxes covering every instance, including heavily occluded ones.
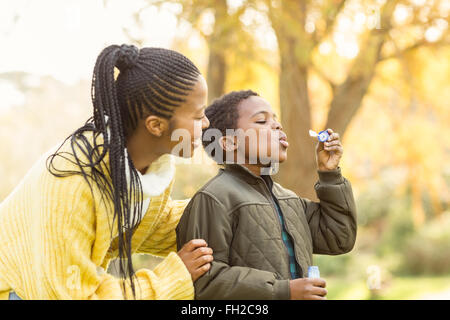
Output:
[326,275,450,300]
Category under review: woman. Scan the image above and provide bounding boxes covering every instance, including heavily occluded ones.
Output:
[0,44,213,300]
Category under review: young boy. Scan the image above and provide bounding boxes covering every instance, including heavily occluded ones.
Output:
[176,90,357,300]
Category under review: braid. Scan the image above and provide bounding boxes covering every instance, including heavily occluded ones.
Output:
[202,90,259,163]
[118,47,201,136]
[47,44,201,299]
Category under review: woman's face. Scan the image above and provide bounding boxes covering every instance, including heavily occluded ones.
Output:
[166,74,209,158]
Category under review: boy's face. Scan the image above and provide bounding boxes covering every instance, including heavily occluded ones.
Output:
[234,95,288,165]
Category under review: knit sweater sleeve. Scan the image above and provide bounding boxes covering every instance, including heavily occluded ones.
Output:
[136,197,191,257]
[28,173,193,300]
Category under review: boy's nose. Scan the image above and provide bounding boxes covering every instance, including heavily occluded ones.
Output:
[273,121,282,131]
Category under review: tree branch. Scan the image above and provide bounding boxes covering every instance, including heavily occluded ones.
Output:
[324,0,399,135]
[310,62,336,92]
[313,0,347,45]
[379,38,450,62]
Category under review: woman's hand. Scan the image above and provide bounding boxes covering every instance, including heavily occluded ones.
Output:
[177,239,213,282]
[316,128,343,171]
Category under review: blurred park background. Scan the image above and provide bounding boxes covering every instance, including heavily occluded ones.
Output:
[1,0,449,299]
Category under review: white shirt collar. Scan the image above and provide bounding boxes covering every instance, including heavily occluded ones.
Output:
[133,152,175,199]
[104,116,175,198]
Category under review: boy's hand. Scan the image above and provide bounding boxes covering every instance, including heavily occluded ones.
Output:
[315,128,343,171]
[289,278,328,300]
[177,239,214,282]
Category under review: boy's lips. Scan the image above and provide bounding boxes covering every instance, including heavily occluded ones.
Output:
[279,134,289,148]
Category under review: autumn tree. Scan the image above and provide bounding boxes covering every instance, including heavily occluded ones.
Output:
[263,0,449,201]
[123,0,449,218]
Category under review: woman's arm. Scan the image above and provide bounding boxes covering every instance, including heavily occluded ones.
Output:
[31,174,194,300]
[136,197,191,257]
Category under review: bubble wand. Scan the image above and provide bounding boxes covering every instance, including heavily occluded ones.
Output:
[309,129,330,142]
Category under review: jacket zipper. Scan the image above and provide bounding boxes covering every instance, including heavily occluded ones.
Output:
[260,178,302,279]
[280,208,304,278]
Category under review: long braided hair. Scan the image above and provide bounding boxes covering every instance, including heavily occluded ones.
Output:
[46,44,201,299]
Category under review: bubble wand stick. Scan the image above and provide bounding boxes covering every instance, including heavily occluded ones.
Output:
[309,129,330,142]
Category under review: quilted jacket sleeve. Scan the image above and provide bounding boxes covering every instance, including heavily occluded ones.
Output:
[299,167,357,255]
[176,191,290,300]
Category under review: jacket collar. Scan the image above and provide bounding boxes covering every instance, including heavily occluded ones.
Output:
[222,163,275,190]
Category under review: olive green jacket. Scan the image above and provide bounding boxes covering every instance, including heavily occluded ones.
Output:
[176,164,357,300]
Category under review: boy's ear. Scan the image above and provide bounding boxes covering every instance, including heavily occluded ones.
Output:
[144,115,169,137]
[219,135,238,152]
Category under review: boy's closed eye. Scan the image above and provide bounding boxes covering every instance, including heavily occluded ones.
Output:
[252,111,278,125]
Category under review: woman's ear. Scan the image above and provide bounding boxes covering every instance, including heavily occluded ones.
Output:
[144,115,169,137]
[219,135,238,152]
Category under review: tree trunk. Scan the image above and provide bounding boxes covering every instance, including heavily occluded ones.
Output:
[276,55,318,200]
[271,0,398,200]
[206,0,228,103]
[206,49,226,103]
[270,3,319,200]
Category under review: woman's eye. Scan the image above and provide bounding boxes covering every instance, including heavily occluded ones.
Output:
[256,120,267,124]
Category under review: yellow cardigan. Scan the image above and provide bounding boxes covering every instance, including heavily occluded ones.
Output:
[0,137,193,300]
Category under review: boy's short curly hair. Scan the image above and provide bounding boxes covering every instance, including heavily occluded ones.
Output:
[202,90,259,163]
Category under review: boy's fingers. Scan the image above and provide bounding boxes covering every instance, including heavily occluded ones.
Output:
[325,128,338,140]
[328,132,340,142]
[311,278,327,288]
[325,146,343,153]
[312,287,328,297]
[324,140,340,147]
